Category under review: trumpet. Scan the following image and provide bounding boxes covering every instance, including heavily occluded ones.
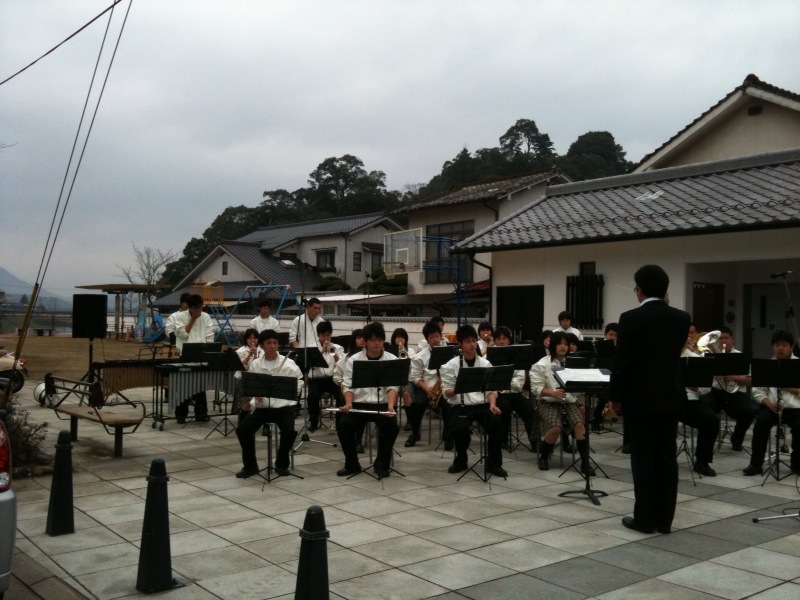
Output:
[397,342,408,359]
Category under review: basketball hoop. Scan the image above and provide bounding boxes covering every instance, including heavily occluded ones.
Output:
[383,229,423,279]
[383,261,407,280]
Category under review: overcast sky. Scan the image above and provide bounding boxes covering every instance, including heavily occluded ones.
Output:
[1,0,799,299]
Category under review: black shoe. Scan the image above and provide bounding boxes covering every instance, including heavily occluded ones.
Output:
[308,424,318,433]
[337,464,362,476]
[444,439,454,451]
[447,461,468,474]
[375,464,391,478]
[620,444,631,454]
[403,422,412,431]
[731,443,743,451]
[693,462,716,477]
[538,455,550,471]
[621,516,655,534]
[657,526,672,534]
[404,434,420,448]
[742,464,763,476]
[356,443,365,454]
[235,468,258,479]
[275,467,291,477]
[487,464,508,478]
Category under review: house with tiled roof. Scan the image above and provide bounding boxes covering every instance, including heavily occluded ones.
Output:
[454,148,800,356]
[156,213,401,312]
[394,169,569,318]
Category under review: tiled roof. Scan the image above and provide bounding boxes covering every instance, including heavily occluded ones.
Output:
[222,241,324,288]
[235,212,398,249]
[408,170,567,210]
[635,74,800,170]
[455,149,800,253]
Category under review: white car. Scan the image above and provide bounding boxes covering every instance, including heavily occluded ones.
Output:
[0,403,16,599]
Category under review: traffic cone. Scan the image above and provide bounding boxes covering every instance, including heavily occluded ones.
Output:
[46,430,74,536]
[294,505,330,599]
[136,459,183,593]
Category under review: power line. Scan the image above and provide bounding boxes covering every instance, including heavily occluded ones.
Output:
[0,0,123,86]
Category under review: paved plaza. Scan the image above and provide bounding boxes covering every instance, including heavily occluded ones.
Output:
[8,383,800,599]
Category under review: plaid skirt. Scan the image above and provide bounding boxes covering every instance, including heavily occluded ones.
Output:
[537,400,582,433]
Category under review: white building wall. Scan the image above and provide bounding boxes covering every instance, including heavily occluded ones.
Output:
[490,228,799,337]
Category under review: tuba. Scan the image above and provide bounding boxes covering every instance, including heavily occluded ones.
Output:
[696,331,722,354]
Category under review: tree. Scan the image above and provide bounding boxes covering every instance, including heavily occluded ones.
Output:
[306,154,394,217]
[499,118,555,163]
[561,131,632,180]
[118,244,177,288]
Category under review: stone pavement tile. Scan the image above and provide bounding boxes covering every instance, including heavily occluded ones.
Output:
[415,522,514,552]
[710,547,800,579]
[166,492,231,512]
[73,491,143,512]
[669,506,722,530]
[747,504,800,533]
[281,546,389,581]
[529,502,618,525]
[241,493,327,517]
[271,505,370,529]
[171,545,271,582]
[168,466,233,482]
[28,576,91,600]
[206,516,297,544]
[467,538,576,572]
[326,519,406,548]
[168,529,232,556]
[709,489,791,509]
[658,562,781,599]
[377,508,464,534]
[195,564,297,600]
[587,540,699,576]
[8,551,55,586]
[70,480,125,497]
[595,577,722,599]
[51,541,139,576]
[214,482,291,503]
[106,514,197,542]
[677,497,753,518]
[677,480,731,497]
[388,487,471,508]
[269,475,347,494]
[335,496,416,518]
[426,498,516,521]
[28,526,127,556]
[16,510,100,535]
[73,563,140,600]
[180,503,264,528]
[474,511,565,536]
[578,516,659,541]
[641,530,747,560]
[401,553,515,590]
[758,535,800,558]
[747,582,800,599]
[436,481,508,499]
[581,494,636,516]
[458,572,584,600]
[689,519,789,545]
[347,475,430,496]
[240,533,302,565]
[527,556,647,596]
[331,568,449,600]
[85,503,147,526]
[479,490,557,510]
[478,474,550,492]
[351,534,456,567]
[527,525,628,555]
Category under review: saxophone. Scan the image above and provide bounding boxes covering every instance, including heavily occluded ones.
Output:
[428,375,443,409]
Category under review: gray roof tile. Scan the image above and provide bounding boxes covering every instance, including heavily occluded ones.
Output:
[455,149,800,253]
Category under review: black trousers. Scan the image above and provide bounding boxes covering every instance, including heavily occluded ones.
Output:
[701,389,759,446]
[680,400,719,464]
[627,412,679,531]
[236,406,296,471]
[749,406,800,469]
[497,392,535,440]
[405,385,430,437]
[336,403,399,470]
[175,391,208,419]
[307,377,343,427]
[447,404,503,467]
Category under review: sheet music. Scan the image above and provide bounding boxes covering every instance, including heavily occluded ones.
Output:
[555,368,610,385]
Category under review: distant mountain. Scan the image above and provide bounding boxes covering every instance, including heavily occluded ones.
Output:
[0,266,72,311]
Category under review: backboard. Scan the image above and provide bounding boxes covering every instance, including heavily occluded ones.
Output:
[384,228,423,279]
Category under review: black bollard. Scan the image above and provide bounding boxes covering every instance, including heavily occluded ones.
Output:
[136,459,183,593]
[46,430,74,536]
[295,505,330,600]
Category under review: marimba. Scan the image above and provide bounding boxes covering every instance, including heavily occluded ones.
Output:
[91,359,177,402]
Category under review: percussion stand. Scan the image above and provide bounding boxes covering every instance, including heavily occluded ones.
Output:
[293,347,337,452]
[751,358,800,485]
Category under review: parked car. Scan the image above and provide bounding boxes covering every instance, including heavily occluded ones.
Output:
[0,403,16,599]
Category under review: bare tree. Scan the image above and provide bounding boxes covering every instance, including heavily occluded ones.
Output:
[117,244,177,287]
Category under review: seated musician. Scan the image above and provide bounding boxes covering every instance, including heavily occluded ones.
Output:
[493,326,536,452]
[743,330,800,476]
[250,298,280,333]
[234,328,260,425]
[681,339,720,476]
[174,294,215,423]
[440,325,506,477]
[418,316,447,351]
[405,321,444,447]
[591,322,619,430]
[477,321,494,356]
[234,329,303,479]
[699,327,758,451]
[307,321,344,432]
[337,322,400,477]
[530,331,593,474]
[553,310,583,340]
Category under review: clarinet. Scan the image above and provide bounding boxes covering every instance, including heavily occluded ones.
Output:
[459,350,465,406]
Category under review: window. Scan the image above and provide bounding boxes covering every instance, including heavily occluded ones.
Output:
[221,261,228,276]
[566,273,605,330]
[353,251,362,272]
[316,250,335,272]
[371,252,382,275]
[423,220,474,284]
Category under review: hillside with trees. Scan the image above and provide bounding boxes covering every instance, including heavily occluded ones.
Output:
[160,120,632,291]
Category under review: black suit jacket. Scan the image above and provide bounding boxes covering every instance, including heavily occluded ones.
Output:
[610,299,690,415]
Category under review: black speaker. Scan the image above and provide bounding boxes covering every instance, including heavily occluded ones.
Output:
[72,294,108,339]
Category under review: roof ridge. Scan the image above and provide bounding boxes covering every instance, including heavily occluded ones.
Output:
[252,211,385,232]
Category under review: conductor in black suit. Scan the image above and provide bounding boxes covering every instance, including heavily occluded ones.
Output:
[610,264,690,535]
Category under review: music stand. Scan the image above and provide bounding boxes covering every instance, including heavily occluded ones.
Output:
[293,347,338,451]
[348,358,411,480]
[554,368,610,505]
[487,345,535,452]
[240,372,303,483]
[429,346,459,370]
[751,358,800,484]
[202,350,246,438]
[453,364,514,482]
